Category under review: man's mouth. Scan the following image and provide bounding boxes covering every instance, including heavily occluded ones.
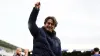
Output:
[47,27,52,29]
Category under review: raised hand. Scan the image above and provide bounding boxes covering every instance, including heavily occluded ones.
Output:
[35,2,40,9]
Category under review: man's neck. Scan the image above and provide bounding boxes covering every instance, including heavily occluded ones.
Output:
[95,52,99,54]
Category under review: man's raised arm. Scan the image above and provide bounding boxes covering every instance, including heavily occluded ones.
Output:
[28,2,40,37]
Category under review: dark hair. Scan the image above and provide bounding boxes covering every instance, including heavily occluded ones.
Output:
[44,16,58,27]
[94,47,99,52]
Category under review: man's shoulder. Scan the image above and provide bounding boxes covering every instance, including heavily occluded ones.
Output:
[54,36,61,43]
[13,54,24,56]
[55,36,60,40]
[38,27,46,34]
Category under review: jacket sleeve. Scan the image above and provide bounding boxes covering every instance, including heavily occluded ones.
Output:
[28,7,40,37]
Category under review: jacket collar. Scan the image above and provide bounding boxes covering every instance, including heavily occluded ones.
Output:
[42,26,56,37]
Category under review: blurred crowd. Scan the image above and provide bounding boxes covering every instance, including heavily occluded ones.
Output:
[14,47,100,56]
[62,47,100,56]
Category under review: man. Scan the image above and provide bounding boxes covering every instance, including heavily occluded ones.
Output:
[28,2,61,56]
[91,47,100,56]
[13,48,23,56]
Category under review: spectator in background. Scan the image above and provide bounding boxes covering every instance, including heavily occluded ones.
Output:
[91,47,100,56]
[13,48,23,56]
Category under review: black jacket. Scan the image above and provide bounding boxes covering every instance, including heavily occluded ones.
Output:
[28,7,61,56]
[13,53,24,56]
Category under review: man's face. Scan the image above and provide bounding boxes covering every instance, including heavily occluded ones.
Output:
[16,48,22,55]
[44,19,55,32]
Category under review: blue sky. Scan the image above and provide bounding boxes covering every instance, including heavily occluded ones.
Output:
[0,0,100,50]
